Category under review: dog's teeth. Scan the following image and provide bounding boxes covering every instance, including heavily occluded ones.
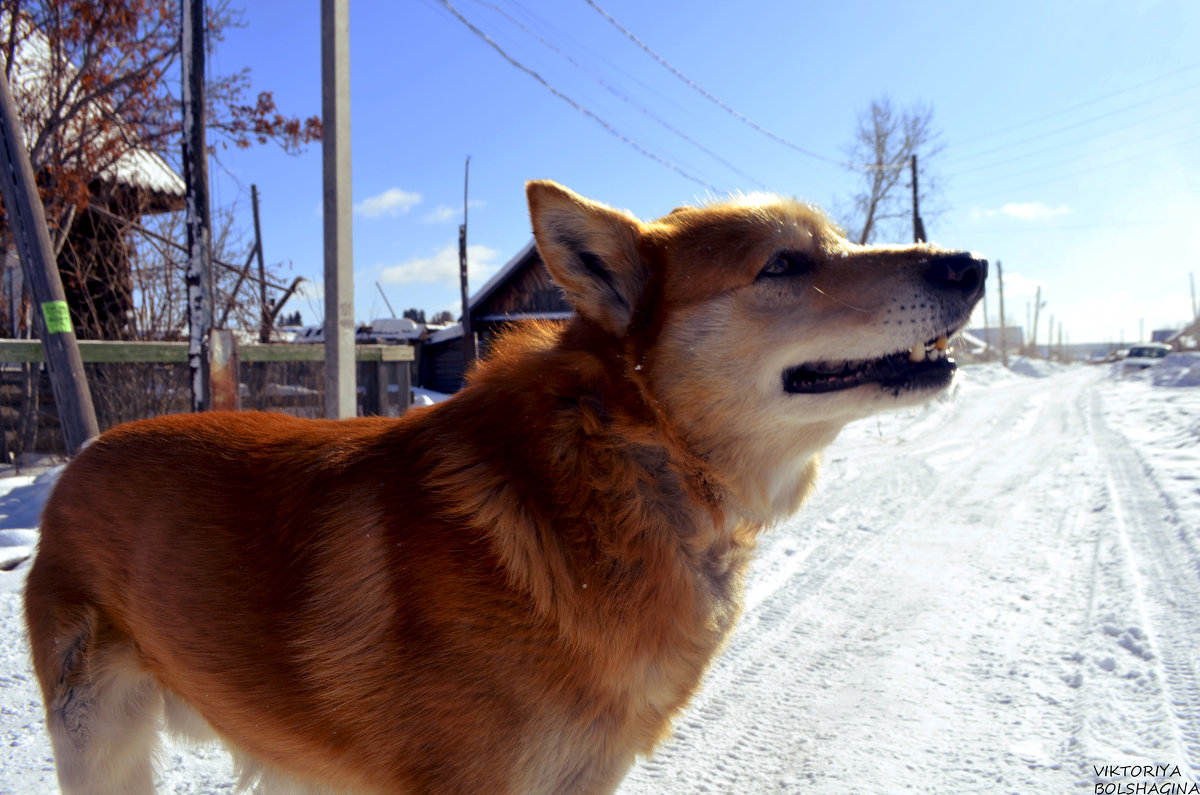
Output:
[935,335,949,350]
[908,345,926,363]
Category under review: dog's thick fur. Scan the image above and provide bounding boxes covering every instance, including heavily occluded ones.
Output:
[25,181,985,794]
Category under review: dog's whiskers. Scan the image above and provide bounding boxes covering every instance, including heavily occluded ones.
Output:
[811,284,869,313]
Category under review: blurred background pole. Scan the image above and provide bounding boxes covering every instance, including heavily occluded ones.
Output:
[182,0,214,412]
[0,70,98,454]
[459,156,476,367]
[322,0,355,418]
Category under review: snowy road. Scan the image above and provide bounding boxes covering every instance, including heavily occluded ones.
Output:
[2,362,1199,794]
[618,363,1200,794]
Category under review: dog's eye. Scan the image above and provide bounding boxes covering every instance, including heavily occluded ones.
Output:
[758,251,809,279]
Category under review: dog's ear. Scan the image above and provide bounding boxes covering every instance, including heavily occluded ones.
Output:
[526,180,646,335]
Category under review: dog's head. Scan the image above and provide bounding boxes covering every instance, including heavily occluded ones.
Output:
[527,180,986,522]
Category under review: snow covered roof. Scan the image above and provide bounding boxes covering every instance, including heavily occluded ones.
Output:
[98,146,185,200]
[4,18,184,205]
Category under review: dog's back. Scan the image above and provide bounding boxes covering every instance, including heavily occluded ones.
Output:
[26,343,742,794]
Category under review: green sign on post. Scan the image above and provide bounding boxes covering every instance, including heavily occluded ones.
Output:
[41,300,73,335]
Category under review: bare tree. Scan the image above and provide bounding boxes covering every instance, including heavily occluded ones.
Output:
[842,96,943,245]
[0,0,320,337]
[125,203,284,339]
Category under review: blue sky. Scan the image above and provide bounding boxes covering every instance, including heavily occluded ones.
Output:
[207,0,1200,345]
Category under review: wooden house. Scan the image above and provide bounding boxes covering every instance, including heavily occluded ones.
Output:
[1,21,186,339]
[417,240,572,393]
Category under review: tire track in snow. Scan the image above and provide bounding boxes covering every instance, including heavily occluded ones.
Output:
[620,369,1105,793]
[1087,386,1200,780]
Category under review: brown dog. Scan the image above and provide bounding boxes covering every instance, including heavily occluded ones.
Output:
[25,181,985,794]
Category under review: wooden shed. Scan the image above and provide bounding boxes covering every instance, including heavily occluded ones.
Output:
[468,239,572,353]
[417,240,573,393]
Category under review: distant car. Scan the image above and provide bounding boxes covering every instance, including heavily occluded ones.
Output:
[1122,342,1172,374]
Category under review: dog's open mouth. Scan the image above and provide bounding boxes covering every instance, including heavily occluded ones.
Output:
[783,334,960,395]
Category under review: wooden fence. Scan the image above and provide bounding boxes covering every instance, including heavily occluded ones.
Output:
[1,339,414,456]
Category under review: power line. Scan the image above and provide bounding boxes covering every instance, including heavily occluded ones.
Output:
[504,0,693,117]
[468,0,767,189]
[953,132,1200,202]
[968,217,1190,233]
[952,96,1200,179]
[435,0,722,192]
[955,61,1200,148]
[582,0,879,172]
[944,81,1200,166]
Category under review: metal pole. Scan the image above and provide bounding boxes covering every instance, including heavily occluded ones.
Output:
[322,0,355,418]
[182,0,214,412]
[0,70,97,454]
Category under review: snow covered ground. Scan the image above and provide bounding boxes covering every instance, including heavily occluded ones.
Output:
[2,360,1198,794]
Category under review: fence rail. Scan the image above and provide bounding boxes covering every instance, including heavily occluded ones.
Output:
[0,339,413,364]
[2,340,416,457]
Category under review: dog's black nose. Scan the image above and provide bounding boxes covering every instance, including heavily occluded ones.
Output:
[925,252,987,304]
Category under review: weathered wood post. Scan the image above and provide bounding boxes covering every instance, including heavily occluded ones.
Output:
[911,154,926,243]
[459,156,476,367]
[252,184,270,343]
[0,69,98,454]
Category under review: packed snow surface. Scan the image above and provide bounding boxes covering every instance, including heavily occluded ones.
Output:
[2,362,1199,793]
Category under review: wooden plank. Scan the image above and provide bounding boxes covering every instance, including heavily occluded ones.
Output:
[2,340,416,364]
[0,340,414,364]
[238,344,413,363]
[0,340,187,363]
[239,344,325,363]
[0,340,44,363]
[210,330,240,411]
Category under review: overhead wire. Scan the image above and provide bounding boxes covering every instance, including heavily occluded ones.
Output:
[953,61,1200,148]
[952,95,1200,179]
[943,81,1200,166]
[504,0,693,117]
[434,0,723,193]
[953,132,1200,202]
[582,0,881,172]
[468,0,768,189]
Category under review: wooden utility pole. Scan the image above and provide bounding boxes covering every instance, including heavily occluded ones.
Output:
[996,259,1009,367]
[252,184,270,343]
[910,154,926,243]
[182,0,214,412]
[322,0,355,418]
[459,156,477,366]
[0,70,97,454]
[1030,285,1044,355]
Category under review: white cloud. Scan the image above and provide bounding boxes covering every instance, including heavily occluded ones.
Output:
[999,202,1071,221]
[422,205,458,224]
[421,199,488,224]
[379,243,501,286]
[354,188,422,218]
[972,202,1071,222]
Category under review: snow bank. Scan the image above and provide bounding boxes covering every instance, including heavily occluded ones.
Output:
[1007,356,1065,378]
[1114,352,1200,388]
[413,387,451,406]
[1149,352,1200,388]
